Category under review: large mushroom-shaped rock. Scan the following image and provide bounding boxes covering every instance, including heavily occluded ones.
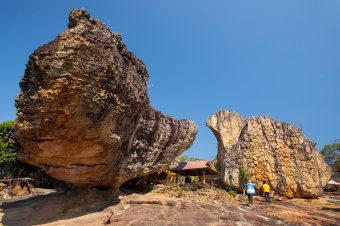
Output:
[206,110,331,198]
[14,9,197,188]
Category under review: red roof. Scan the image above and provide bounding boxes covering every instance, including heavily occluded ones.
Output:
[172,160,210,171]
[171,160,219,176]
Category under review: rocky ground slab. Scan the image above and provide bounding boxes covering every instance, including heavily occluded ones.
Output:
[0,185,339,225]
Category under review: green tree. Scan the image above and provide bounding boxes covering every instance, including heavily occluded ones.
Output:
[188,157,201,161]
[335,155,340,169]
[178,155,202,162]
[0,121,68,188]
[0,120,16,166]
[179,155,189,162]
[321,142,340,167]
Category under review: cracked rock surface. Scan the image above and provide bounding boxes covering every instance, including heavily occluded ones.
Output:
[206,110,331,198]
[14,9,197,188]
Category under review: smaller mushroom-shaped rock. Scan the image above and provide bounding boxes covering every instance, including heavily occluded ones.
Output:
[206,110,331,198]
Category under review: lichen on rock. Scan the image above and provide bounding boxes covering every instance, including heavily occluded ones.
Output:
[206,110,331,198]
[13,9,197,188]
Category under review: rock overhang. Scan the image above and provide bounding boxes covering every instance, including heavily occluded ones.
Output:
[13,9,198,188]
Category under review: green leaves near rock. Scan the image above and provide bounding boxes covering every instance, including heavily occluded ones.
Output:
[321,142,340,168]
[0,120,15,166]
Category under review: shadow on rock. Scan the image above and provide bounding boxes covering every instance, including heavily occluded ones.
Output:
[0,188,120,225]
[321,207,340,212]
[119,183,155,195]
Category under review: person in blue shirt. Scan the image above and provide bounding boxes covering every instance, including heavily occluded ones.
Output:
[245,180,256,206]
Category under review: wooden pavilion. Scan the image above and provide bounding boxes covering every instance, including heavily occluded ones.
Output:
[171,160,219,184]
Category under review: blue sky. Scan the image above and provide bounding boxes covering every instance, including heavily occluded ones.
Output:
[1,1,339,160]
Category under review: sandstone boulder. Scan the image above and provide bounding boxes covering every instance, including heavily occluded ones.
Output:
[206,110,331,198]
[14,9,197,188]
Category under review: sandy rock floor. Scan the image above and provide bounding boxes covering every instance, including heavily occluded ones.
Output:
[0,185,339,226]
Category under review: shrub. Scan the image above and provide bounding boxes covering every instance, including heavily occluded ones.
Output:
[239,166,249,185]
[192,176,199,183]
[176,188,184,197]
[228,189,238,196]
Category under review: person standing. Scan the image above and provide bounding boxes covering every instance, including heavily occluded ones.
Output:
[262,181,271,204]
[245,180,256,206]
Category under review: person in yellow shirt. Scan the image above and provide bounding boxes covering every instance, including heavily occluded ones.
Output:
[262,181,271,204]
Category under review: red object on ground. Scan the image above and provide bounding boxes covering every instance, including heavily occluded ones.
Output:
[103,210,114,225]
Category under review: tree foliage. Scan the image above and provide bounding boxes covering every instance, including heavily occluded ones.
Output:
[178,155,202,162]
[179,155,189,162]
[321,142,340,168]
[188,157,202,161]
[0,120,16,166]
[0,120,68,188]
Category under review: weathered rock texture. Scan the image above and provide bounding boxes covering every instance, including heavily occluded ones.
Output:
[206,110,331,198]
[14,9,197,188]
